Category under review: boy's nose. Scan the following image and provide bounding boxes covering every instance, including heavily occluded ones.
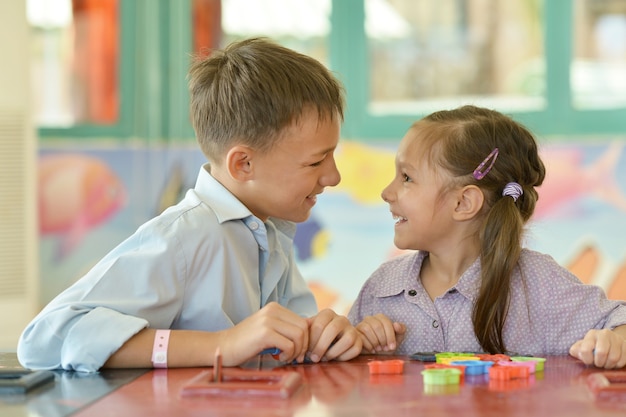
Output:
[323,161,341,187]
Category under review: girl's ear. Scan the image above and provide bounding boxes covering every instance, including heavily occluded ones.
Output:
[225,145,255,181]
[453,185,484,221]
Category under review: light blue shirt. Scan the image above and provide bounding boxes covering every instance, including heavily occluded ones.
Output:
[18,164,317,372]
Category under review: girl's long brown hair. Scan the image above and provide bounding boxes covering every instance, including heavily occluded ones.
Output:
[417,105,546,353]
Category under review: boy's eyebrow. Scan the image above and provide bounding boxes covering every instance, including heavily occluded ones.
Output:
[313,146,336,157]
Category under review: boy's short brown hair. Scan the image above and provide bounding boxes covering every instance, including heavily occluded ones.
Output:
[188,37,345,163]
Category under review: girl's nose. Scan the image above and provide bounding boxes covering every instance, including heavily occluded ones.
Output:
[381,184,392,203]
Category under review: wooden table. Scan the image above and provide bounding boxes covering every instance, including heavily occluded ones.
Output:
[0,353,146,417]
[2,353,625,417]
[78,355,625,417]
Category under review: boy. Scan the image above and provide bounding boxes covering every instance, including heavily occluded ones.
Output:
[18,38,361,372]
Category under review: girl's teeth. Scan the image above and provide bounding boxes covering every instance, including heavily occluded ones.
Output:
[393,215,407,224]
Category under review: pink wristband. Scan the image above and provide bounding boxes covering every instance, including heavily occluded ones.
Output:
[152,329,170,368]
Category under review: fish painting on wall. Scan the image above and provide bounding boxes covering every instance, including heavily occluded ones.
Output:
[38,153,126,260]
[534,141,626,220]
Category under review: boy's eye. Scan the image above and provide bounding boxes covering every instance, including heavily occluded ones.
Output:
[402,173,412,182]
[310,156,327,167]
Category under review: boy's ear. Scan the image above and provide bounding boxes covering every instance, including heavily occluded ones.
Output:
[453,185,484,220]
[225,145,255,181]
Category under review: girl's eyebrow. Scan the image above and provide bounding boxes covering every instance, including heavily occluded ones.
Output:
[396,157,413,170]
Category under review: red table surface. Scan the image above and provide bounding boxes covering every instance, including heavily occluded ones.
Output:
[73,355,626,417]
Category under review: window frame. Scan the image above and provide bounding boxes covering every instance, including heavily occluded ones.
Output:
[38,0,193,142]
[38,0,625,143]
[331,0,626,141]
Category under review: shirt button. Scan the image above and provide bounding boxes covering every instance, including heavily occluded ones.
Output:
[249,221,259,231]
[432,320,439,329]
[408,289,417,296]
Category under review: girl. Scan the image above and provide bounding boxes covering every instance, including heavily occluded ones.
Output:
[348,105,626,369]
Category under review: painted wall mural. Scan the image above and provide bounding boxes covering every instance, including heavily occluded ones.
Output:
[38,153,126,260]
[38,137,626,313]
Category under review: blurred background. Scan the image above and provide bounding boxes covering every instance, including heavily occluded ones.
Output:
[1,0,626,350]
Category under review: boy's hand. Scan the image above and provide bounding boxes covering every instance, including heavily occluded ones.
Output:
[219,302,309,365]
[356,314,406,354]
[306,309,362,363]
[569,328,626,369]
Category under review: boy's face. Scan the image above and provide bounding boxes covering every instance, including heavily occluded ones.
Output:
[245,109,341,223]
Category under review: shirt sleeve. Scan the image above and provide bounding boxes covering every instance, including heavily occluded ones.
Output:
[347,275,379,326]
[347,255,412,326]
[527,252,626,354]
[17,220,186,372]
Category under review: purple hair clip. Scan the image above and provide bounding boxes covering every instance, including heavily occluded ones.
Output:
[473,148,499,180]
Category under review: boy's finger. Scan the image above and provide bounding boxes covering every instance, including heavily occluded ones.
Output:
[307,310,334,349]
[332,336,362,361]
[321,326,361,361]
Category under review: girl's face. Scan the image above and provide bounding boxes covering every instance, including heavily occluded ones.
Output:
[381,129,459,251]
[243,108,341,223]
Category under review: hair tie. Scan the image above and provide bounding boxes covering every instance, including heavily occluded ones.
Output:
[502,182,523,202]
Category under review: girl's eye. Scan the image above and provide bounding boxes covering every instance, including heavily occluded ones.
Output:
[402,173,412,182]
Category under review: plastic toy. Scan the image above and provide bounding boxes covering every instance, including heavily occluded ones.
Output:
[489,364,529,380]
[424,362,466,377]
[421,368,462,385]
[510,356,546,372]
[368,360,405,374]
[409,351,438,362]
[498,359,536,374]
[179,347,302,399]
[449,360,494,375]
[475,353,511,362]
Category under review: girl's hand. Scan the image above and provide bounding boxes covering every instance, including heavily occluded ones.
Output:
[569,328,626,369]
[355,314,406,354]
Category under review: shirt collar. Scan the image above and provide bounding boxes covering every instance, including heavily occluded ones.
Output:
[454,256,482,300]
[370,251,482,300]
[368,251,426,298]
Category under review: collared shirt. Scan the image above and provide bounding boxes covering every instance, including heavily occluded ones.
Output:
[348,249,626,356]
[18,164,317,372]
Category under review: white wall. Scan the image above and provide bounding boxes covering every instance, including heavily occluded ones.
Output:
[0,0,38,351]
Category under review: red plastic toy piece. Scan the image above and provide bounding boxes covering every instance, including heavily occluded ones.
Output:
[476,353,511,362]
[368,360,405,374]
[489,364,529,380]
